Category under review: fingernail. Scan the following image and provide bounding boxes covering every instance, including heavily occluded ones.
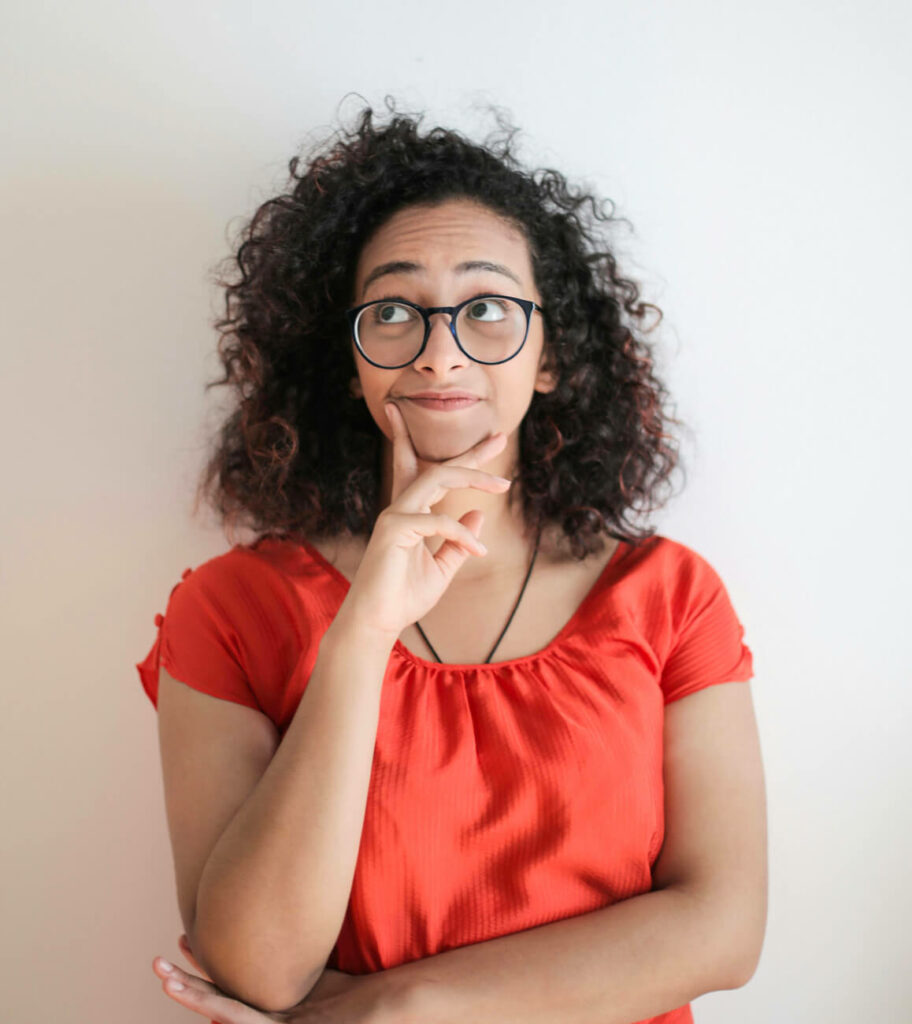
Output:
[159,959,173,973]
[166,978,185,991]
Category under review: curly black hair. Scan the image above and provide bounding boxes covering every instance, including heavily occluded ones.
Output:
[193,95,686,560]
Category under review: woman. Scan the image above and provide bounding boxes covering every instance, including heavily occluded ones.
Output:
[137,99,767,1024]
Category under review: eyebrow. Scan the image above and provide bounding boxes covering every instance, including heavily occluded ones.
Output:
[360,260,523,300]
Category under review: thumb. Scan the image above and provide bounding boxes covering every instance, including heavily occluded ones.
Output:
[384,400,418,504]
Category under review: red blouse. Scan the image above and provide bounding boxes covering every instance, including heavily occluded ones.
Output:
[136,533,754,1024]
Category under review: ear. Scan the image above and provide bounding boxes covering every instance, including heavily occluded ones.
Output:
[349,375,364,399]
[534,345,559,394]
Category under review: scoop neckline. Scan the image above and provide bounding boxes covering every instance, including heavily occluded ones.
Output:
[293,535,629,672]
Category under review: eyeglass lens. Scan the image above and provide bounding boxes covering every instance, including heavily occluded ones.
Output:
[355,296,527,366]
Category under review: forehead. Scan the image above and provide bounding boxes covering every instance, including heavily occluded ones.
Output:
[354,198,533,290]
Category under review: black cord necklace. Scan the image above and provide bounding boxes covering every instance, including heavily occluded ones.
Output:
[413,524,544,664]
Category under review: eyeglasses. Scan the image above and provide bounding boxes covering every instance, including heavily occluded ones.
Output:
[346,293,544,369]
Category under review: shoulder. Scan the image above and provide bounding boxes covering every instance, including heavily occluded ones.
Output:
[539,529,727,611]
[151,539,323,723]
[615,533,733,602]
[652,537,745,629]
[157,541,304,656]
[624,533,717,572]
[172,538,304,601]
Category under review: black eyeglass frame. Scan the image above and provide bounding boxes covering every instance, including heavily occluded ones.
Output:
[345,294,545,369]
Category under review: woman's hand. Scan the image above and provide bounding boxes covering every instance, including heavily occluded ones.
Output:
[340,401,512,637]
[151,934,413,1023]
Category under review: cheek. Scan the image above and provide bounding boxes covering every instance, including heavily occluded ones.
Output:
[490,376,534,423]
[357,369,388,401]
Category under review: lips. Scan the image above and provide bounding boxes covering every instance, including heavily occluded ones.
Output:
[405,395,480,411]
[405,391,479,400]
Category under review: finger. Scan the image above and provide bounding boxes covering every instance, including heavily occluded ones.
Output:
[431,508,487,575]
[390,510,489,560]
[384,401,418,505]
[153,957,221,997]
[393,464,512,517]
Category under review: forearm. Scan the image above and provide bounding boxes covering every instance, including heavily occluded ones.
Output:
[191,608,395,1013]
[379,885,745,1024]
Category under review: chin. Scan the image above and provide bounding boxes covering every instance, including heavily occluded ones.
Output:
[412,438,477,463]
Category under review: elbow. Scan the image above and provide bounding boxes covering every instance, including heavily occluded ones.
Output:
[186,921,322,1013]
[724,955,759,991]
[718,915,767,990]
[730,888,768,988]
[238,978,320,1016]
[251,967,324,1015]
[724,937,765,990]
[196,951,319,1014]
[676,883,766,992]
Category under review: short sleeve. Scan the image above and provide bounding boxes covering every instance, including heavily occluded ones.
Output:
[659,554,754,705]
[135,563,263,713]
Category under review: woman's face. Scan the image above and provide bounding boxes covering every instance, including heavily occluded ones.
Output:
[350,197,557,467]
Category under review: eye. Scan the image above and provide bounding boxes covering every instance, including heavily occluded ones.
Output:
[466,297,507,321]
[370,301,416,325]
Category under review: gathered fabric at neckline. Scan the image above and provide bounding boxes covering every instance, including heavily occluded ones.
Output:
[283,535,630,672]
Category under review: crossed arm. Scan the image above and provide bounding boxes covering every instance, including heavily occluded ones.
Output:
[374,679,768,1023]
[154,680,767,1023]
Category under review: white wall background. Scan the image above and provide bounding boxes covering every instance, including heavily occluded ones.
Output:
[3,0,909,1020]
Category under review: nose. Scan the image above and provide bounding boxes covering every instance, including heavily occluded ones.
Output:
[415,311,469,371]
